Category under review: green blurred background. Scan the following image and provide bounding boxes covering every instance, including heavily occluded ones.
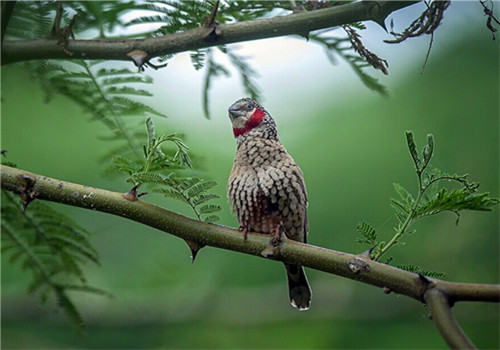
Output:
[1,2,498,349]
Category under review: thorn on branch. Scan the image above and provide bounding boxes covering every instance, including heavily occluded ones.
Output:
[204,0,222,42]
[127,50,149,71]
[298,31,310,41]
[123,184,140,201]
[480,0,500,40]
[127,50,168,72]
[343,25,389,75]
[205,0,220,28]
[51,3,77,56]
[184,239,205,263]
[16,174,38,211]
[418,272,433,286]
[383,286,392,294]
[359,247,374,259]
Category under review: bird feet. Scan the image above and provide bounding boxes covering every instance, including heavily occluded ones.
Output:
[271,223,284,248]
[238,225,249,241]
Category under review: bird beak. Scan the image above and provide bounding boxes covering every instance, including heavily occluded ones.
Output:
[228,105,245,121]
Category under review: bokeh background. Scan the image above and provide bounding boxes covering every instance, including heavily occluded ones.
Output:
[1,2,499,349]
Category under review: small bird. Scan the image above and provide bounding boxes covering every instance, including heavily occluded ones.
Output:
[227,97,312,310]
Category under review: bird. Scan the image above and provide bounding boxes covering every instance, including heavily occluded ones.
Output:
[226,97,312,310]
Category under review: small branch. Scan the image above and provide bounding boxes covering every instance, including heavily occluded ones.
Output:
[385,0,450,44]
[424,288,477,349]
[2,165,499,306]
[1,1,420,64]
[438,281,500,303]
[480,0,500,40]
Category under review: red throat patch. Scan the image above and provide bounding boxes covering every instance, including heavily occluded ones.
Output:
[233,108,266,137]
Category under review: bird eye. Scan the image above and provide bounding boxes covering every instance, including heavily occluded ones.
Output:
[246,103,253,110]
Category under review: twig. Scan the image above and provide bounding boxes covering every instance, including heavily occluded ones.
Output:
[205,0,220,27]
[385,0,450,44]
[421,1,434,74]
[424,289,477,349]
[480,0,500,40]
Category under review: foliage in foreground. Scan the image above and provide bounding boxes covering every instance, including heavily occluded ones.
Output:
[355,131,498,276]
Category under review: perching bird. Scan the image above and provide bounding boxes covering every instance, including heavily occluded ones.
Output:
[227,97,312,310]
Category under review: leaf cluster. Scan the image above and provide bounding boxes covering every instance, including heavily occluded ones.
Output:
[113,118,221,222]
[1,191,109,330]
[356,131,498,271]
[26,60,165,152]
[309,29,388,96]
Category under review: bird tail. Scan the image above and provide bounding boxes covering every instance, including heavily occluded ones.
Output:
[284,263,311,310]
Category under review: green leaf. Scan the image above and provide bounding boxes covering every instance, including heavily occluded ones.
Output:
[202,49,231,119]
[422,133,434,169]
[55,287,85,331]
[61,284,113,298]
[204,215,220,223]
[397,264,446,279]
[96,68,138,77]
[393,183,415,207]
[154,188,189,203]
[100,76,153,86]
[185,180,217,198]
[105,86,153,97]
[355,221,377,245]
[192,193,220,206]
[416,188,499,219]
[199,204,221,214]
[190,49,207,70]
[146,117,155,150]
[405,131,421,171]
[48,236,99,265]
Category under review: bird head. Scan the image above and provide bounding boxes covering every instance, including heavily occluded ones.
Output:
[228,98,278,140]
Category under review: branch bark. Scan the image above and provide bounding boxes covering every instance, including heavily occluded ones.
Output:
[2,164,499,307]
[425,289,477,349]
[1,1,419,64]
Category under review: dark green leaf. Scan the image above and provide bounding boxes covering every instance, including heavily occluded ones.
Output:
[199,204,221,214]
[405,131,421,171]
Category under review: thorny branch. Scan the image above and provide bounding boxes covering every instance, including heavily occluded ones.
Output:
[2,165,499,349]
[2,1,420,64]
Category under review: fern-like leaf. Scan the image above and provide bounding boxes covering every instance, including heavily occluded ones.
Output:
[1,191,107,330]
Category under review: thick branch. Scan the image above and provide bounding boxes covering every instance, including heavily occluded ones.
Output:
[1,1,419,64]
[425,289,477,349]
[2,165,499,307]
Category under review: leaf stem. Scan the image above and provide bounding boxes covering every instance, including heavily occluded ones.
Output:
[374,185,424,261]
